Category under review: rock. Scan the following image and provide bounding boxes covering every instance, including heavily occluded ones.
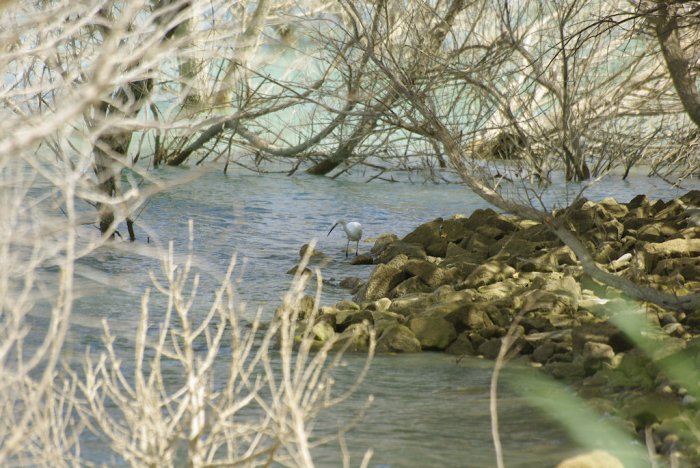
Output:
[478,338,503,359]
[556,450,624,468]
[376,324,421,353]
[582,341,615,371]
[477,280,521,301]
[531,342,556,363]
[299,243,325,258]
[471,210,518,234]
[593,242,619,264]
[531,273,582,303]
[339,276,363,290]
[523,329,572,347]
[418,299,476,320]
[439,253,481,279]
[680,190,700,206]
[426,239,449,257]
[388,293,435,316]
[445,332,476,355]
[402,218,443,249]
[486,303,516,329]
[402,258,458,288]
[517,223,560,243]
[408,316,457,350]
[544,361,586,380]
[351,253,373,265]
[335,309,374,330]
[355,254,410,302]
[332,322,371,352]
[488,236,544,259]
[335,299,360,310]
[370,233,399,254]
[281,294,316,320]
[654,257,700,281]
[572,323,632,354]
[367,297,392,312]
[521,290,577,320]
[389,276,433,297]
[370,309,404,326]
[462,229,501,256]
[609,252,632,271]
[459,261,516,289]
[444,241,470,258]
[636,222,680,242]
[444,303,495,332]
[374,241,427,264]
[433,285,478,303]
[312,320,335,343]
[440,217,473,243]
[599,197,629,219]
[654,198,686,221]
[641,238,700,272]
[286,264,312,277]
[627,194,650,210]
[521,314,553,333]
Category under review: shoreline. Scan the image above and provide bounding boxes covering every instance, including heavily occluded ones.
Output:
[293,190,700,465]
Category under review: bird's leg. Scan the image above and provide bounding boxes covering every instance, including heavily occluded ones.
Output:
[345,240,349,258]
[355,240,359,256]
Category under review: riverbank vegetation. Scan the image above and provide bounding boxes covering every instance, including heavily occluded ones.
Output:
[2,0,700,465]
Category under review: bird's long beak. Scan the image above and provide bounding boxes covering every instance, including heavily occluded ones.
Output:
[327,223,338,236]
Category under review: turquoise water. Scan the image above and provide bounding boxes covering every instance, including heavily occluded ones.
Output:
[59,166,696,466]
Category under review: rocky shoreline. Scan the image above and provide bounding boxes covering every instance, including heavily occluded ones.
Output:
[291,190,700,465]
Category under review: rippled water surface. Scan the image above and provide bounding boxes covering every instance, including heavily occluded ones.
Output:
[63,167,698,466]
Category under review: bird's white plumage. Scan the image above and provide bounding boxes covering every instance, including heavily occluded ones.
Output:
[328,219,363,257]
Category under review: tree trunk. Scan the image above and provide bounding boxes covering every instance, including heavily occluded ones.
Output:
[651,4,700,129]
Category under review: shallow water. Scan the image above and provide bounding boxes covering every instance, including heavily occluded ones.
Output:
[60,166,697,466]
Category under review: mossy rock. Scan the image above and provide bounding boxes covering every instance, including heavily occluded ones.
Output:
[376,324,421,353]
[401,217,443,249]
[445,332,476,356]
[459,261,516,289]
[388,292,435,316]
[356,255,410,302]
[374,241,427,264]
[389,276,433,298]
[444,303,495,332]
[408,316,457,350]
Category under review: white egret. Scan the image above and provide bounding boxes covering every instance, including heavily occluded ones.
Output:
[327,219,362,258]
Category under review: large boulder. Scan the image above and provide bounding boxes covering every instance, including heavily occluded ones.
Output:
[445,332,477,355]
[444,302,495,332]
[458,260,516,289]
[530,273,582,303]
[402,218,443,250]
[440,216,473,243]
[402,259,458,288]
[370,233,399,254]
[389,276,433,297]
[374,241,428,264]
[388,292,435,316]
[641,238,700,272]
[408,316,457,350]
[653,257,700,281]
[376,324,422,353]
[355,254,410,302]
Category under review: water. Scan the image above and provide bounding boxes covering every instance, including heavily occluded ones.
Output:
[57,166,698,466]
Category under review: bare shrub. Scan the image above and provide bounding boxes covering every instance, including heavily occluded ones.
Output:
[70,231,375,466]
